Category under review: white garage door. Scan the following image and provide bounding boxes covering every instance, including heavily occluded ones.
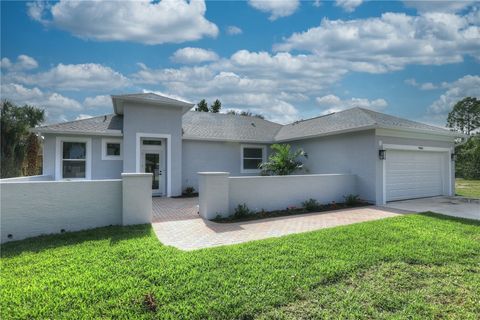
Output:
[386,150,447,201]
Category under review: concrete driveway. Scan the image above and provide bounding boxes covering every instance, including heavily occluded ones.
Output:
[386,196,479,220]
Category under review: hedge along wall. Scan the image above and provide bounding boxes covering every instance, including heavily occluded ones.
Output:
[0,173,152,243]
[198,173,357,220]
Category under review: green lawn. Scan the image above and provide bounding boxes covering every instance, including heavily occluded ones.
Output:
[1,213,479,319]
[456,178,480,198]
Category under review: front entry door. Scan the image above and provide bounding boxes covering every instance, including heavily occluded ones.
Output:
[141,144,165,196]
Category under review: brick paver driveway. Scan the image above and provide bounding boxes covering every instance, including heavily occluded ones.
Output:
[152,197,408,250]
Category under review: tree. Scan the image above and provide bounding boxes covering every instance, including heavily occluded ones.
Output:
[447,97,480,135]
[195,99,209,112]
[226,110,265,119]
[1,100,45,178]
[259,144,306,176]
[210,99,222,113]
[455,136,480,179]
[25,133,41,176]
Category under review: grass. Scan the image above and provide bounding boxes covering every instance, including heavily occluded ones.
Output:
[1,213,479,319]
[456,178,480,198]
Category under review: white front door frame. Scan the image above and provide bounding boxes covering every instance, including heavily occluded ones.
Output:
[136,133,172,197]
[381,143,452,204]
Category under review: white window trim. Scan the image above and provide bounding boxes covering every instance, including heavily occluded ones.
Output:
[380,143,452,205]
[55,136,92,180]
[240,144,267,174]
[136,133,172,197]
[102,138,123,161]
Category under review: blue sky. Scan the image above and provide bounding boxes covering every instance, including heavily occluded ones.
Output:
[1,0,479,125]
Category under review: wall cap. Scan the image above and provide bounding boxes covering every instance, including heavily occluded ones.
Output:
[121,173,153,177]
[198,172,230,175]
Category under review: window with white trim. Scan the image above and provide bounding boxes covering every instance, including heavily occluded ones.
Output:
[241,145,266,173]
[102,139,122,160]
[62,142,87,178]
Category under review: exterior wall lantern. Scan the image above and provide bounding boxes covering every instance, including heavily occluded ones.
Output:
[379,149,386,160]
[451,153,457,161]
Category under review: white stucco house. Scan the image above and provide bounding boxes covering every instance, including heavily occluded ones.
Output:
[32,93,462,205]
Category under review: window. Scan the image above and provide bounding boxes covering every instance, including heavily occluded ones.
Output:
[102,138,122,160]
[143,140,162,146]
[56,137,91,180]
[241,145,266,173]
[62,142,86,178]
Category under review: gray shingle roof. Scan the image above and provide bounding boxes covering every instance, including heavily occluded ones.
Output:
[33,107,456,141]
[182,112,282,142]
[275,107,455,141]
[32,114,123,136]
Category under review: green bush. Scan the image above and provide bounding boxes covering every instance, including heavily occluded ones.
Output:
[302,198,321,212]
[344,194,360,206]
[183,186,195,195]
[234,203,253,218]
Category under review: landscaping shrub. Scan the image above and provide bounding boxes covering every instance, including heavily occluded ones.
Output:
[344,194,360,206]
[234,203,253,218]
[302,198,321,212]
[455,136,480,179]
[184,186,195,196]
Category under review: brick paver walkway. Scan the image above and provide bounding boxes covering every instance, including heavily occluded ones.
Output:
[151,197,407,250]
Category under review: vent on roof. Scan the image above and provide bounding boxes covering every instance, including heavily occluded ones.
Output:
[251,122,256,127]
[103,115,107,122]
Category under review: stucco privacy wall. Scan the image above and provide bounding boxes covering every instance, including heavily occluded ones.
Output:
[42,133,123,180]
[0,174,152,243]
[198,173,357,220]
[374,133,456,204]
[0,175,53,182]
[122,102,183,196]
[289,130,376,203]
[182,140,270,191]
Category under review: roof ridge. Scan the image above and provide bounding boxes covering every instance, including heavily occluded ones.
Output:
[186,111,282,127]
[354,107,379,126]
[37,113,114,128]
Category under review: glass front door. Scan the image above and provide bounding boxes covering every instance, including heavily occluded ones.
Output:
[144,153,160,190]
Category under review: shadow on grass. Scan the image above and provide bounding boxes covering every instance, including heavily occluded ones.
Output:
[1,224,153,258]
[419,211,480,226]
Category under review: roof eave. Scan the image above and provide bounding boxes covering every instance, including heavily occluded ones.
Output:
[111,95,194,115]
[30,128,123,137]
[274,125,378,142]
[377,125,465,138]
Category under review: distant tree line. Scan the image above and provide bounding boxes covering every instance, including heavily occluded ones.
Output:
[447,97,480,179]
[195,98,264,119]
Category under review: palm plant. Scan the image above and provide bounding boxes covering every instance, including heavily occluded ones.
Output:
[259,144,306,175]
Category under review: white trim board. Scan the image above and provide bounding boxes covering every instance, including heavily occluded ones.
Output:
[240,144,267,174]
[55,136,92,180]
[101,138,123,161]
[135,133,172,197]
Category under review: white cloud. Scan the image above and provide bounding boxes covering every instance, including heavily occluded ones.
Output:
[28,0,218,45]
[248,0,300,20]
[83,95,112,109]
[1,83,82,122]
[275,11,480,72]
[335,0,363,12]
[226,25,243,35]
[171,47,219,64]
[0,55,38,71]
[6,63,129,91]
[75,114,94,120]
[428,75,480,115]
[404,1,475,13]
[404,78,439,90]
[316,94,388,114]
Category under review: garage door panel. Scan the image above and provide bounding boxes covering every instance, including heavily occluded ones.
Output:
[386,150,446,201]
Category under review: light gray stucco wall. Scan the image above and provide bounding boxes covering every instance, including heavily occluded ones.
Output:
[41,134,123,180]
[289,130,377,203]
[374,135,455,204]
[122,103,183,196]
[182,140,269,192]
